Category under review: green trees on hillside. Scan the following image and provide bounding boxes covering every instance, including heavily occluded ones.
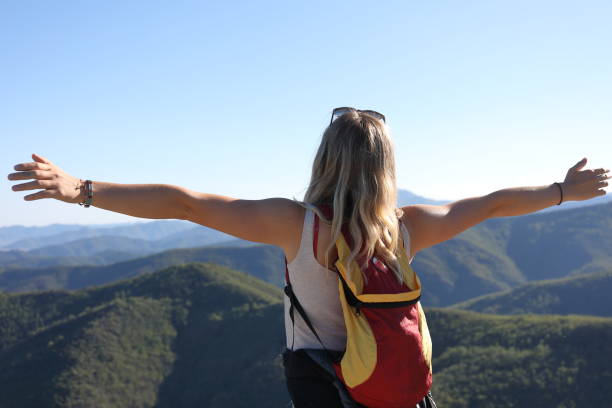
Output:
[2,263,612,407]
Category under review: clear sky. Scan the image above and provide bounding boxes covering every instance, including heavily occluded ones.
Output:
[2,0,610,227]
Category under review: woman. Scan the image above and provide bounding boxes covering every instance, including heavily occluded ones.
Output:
[7,107,610,407]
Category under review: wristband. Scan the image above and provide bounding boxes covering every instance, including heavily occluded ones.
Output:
[553,182,563,205]
[78,179,93,208]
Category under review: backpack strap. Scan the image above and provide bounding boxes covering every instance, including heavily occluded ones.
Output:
[313,209,320,257]
[284,280,336,359]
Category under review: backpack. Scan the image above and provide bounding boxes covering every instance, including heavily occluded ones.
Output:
[284,203,433,408]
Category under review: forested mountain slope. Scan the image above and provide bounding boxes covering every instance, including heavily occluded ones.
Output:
[1,263,611,407]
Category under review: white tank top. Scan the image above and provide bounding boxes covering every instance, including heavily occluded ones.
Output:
[284,204,413,351]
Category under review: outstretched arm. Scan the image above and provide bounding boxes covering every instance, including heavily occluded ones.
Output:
[8,153,188,220]
[7,153,300,248]
[401,158,609,256]
[489,158,609,218]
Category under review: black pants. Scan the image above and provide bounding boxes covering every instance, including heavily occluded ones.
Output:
[283,348,437,408]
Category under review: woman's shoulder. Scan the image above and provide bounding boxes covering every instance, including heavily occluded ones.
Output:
[270,198,309,228]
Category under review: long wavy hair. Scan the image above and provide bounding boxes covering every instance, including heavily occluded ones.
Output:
[293,109,405,283]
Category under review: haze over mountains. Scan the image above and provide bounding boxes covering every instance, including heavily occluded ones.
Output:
[2,188,610,252]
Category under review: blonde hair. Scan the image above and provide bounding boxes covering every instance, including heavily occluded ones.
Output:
[293,109,405,283]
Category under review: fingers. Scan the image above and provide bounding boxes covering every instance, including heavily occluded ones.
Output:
[588,169,611,185]
[7,169,54,181]
[572,167,611,184]
[572,157,587,170]
[23,189,57,201]
[11,180,53,192]
[593,168,609,191]
[32,153,53,166]
[13,162,52,171]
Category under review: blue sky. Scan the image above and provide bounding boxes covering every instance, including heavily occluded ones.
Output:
[2,0,610,226]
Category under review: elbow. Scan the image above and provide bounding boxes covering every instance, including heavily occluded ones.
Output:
[175,187,194,221]
[487,190,505,218]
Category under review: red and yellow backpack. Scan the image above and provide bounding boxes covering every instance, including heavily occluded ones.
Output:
[284,203,433,407]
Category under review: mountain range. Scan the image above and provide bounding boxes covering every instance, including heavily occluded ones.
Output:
[1,262,611,407]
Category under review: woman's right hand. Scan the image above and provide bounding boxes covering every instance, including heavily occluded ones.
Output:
[7,153,84,204]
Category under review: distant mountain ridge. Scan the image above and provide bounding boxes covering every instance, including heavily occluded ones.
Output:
[0,245,141,269]
[4,188,608,251]
[0,219,200,251]
[0,219,245,257]
[449,269,612,317]
[0,234,251,268]
[0,244,284,293]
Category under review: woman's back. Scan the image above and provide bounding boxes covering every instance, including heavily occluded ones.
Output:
[284,203,414,351]
[284,204,346,350]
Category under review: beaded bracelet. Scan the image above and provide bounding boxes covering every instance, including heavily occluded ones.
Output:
[553,182,563,205]
[78,179,93,208]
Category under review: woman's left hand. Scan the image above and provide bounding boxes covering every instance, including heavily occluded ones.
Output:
[562,158,610,202]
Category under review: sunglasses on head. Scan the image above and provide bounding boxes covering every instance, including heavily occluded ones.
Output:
[330,107,386,125]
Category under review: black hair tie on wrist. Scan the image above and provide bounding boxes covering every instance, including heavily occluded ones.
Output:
[553,182,563,205]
